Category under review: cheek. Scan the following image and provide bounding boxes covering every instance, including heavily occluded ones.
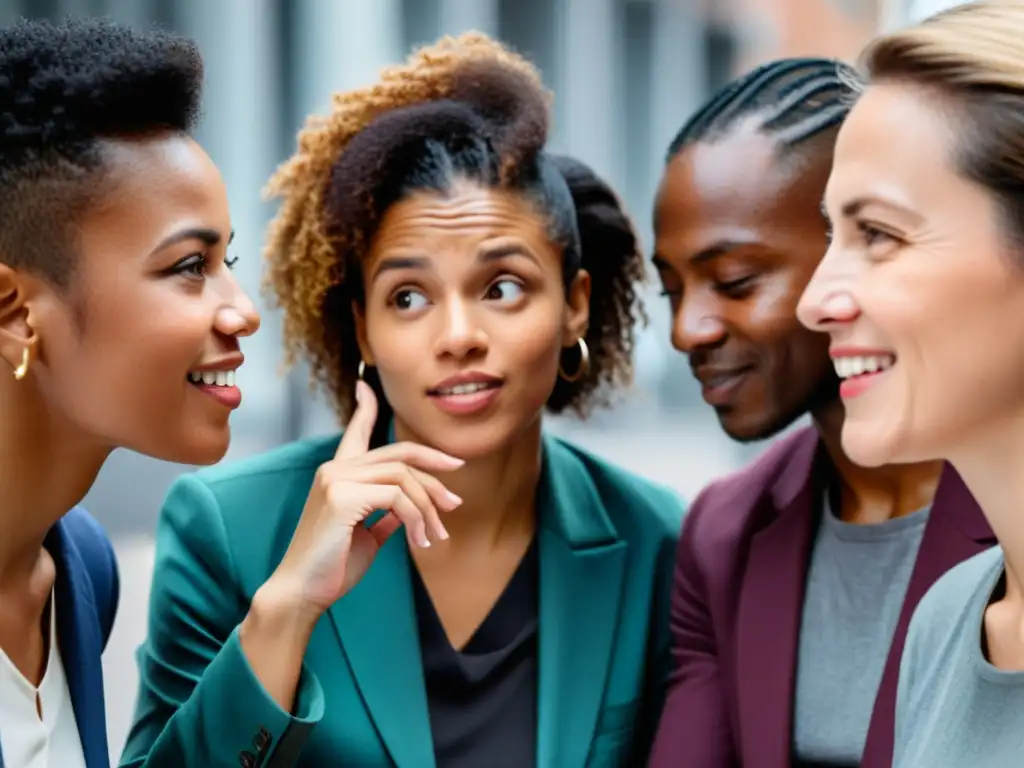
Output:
[43,292,208,420]
[745,275,807,338]
[849,259,1024,463]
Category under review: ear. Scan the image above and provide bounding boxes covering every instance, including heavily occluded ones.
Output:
[0,264,38,374]
[562,268,591,347]
[351,299,375,366]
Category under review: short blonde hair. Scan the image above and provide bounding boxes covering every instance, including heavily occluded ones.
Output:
[860,0,1024,246]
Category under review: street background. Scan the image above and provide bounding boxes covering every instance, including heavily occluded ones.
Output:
[0,0,968,758]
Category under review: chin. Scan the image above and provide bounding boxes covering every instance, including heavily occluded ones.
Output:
[839,414,928,468]
[424,425,517,462]
[137,425,232,467]
[719,409,796,445]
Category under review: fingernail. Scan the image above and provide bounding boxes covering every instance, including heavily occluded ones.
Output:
[446,491,463,507]
[354,380,364,405]
[445,454,465,466]
[438,526,450,541]
[420,536,432,548]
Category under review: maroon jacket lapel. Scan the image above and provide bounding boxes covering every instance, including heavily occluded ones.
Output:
[861,464,993,768]
[736,428,823,768]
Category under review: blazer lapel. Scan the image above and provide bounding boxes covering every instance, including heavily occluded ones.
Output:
[736,429,823,768]
[327,534,435,768]
[536,435,626,768]
[46,520,110,768]
[861,464,993,768]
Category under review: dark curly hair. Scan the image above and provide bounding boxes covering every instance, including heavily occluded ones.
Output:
[0,17,203,288]
[264,33,645,430]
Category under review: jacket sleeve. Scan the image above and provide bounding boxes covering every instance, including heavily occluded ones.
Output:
[647,489,738,767]
[119,474,325,768]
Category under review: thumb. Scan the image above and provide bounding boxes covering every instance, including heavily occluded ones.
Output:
[335,380,379,461]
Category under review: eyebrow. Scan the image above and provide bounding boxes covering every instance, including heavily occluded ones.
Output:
[826,196,923,224]
[371,242,538,279]
[651,239,756,271]
[151,227,234,254]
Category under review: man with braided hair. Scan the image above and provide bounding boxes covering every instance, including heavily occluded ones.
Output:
[123,33,684,768]
[648,58,989,768]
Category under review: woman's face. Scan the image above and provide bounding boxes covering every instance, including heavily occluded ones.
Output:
[4,134,261,465]
[356,180,590,460]
[797,81,1024,467]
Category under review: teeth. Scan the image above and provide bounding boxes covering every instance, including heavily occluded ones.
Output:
[437,382,495,396]
[188,370,236,387]
[833,355,895,379]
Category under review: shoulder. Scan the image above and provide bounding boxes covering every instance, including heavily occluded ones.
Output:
[59,505,115,564]
[156,434,342,577]
[56,506,119,643]
[909,546,1003,642]
[167,433,339,516]
[194,432,340,490]
[545,434,686,543]
[685,428,814,536]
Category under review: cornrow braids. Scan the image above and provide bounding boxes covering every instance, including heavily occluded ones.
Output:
[665,57,859,163]
[263,33,645,430]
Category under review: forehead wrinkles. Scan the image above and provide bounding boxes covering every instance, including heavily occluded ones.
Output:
[366,190,551,265]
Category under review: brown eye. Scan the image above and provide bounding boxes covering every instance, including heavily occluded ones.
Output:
[171,253,207,279]
[392,288,428,311]
[485,279,523,302]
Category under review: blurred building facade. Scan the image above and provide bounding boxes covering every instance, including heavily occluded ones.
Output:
[5,0,955,541]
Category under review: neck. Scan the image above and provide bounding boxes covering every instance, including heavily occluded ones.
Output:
[395,417,542,551]
[948,408,1024,600]
[0,378,110,588]
[812,398,944,524]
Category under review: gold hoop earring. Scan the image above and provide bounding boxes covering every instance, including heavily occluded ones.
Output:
[13,347,29,381]
[558,337,590,383]
[357,360,366,381]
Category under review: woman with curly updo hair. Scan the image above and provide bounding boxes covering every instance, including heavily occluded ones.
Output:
[123,33,684,768]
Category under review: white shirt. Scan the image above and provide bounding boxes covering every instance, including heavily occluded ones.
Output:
[0,592,88,768]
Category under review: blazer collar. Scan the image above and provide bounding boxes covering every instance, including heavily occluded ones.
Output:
[327,432,627,768]
[736,428,993,768]
[44,518,111,768]
[736,428,823,767]
[535,434,627,768]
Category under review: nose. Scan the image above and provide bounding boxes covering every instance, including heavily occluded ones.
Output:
[434,296,487,360]
[215,278,261,339]
[796,247,860,332]
[671,293,727,354]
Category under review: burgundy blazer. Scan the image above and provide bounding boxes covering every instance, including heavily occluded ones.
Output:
[648,426,993,768]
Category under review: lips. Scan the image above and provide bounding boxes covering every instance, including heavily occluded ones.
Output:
[694,366,754,407]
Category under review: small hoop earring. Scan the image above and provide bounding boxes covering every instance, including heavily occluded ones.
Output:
[357,360,366,381]
[558,337,590,383]
[12,347,29,381]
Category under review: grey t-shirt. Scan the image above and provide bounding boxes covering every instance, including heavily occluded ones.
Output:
[792,493,929,767]
[895,546,1024,767]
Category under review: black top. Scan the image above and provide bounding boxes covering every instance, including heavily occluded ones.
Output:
[411,539,540,768]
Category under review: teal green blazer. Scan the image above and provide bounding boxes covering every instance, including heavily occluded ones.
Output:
[120,432,685,768]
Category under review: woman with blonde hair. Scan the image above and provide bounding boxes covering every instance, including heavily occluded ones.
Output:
[797,1,1024,763]
[121,33,682,768]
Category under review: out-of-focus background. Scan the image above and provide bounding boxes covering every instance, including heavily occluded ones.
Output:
[1,0,970,758]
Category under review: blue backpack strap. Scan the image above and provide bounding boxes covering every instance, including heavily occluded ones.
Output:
[61,507,120,646]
